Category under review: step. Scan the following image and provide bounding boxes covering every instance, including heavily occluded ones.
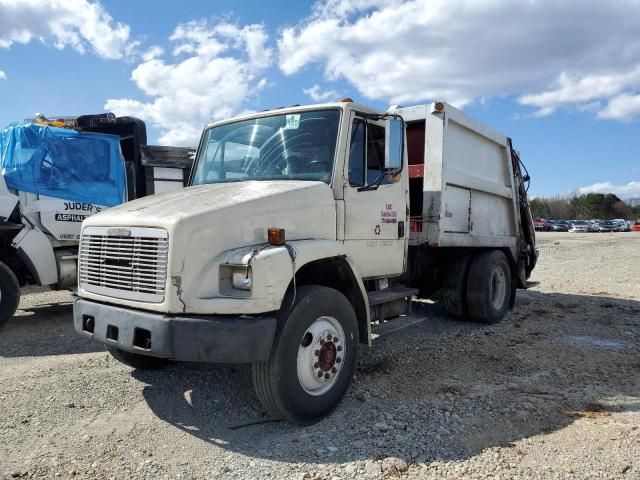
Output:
[367,286,419,306]
[371,313,429,339]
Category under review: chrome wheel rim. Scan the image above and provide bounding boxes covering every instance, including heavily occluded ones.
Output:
[296,316,346,396]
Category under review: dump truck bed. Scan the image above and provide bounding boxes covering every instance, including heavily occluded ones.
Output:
[393,103,521,254]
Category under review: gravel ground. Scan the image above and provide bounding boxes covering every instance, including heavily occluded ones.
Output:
[1,232,639,480]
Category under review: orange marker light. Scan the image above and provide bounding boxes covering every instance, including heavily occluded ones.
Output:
[268,228,286,246]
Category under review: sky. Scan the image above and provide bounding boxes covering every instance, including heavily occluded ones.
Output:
[0,0,639,198]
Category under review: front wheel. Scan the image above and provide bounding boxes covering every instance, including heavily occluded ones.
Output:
[106,346,169,370]
[0,261,20,329]
[252,286,359,424]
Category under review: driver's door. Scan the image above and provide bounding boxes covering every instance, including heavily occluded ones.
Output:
[342,113,408,279]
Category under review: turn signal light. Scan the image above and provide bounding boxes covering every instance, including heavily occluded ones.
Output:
[268,227,286,246]
[339,97,354,103]
[435,102,445,111]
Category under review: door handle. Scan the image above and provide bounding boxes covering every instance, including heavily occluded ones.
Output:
[398,221,405,238]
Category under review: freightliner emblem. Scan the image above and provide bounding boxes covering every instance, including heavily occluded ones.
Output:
[107,228,132,237]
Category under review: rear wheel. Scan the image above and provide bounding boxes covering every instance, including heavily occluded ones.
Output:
[0,261,20,329]
[252,286,358,424]
[465,250,512,324]
[106,346,169,370]
[441,254,471,318]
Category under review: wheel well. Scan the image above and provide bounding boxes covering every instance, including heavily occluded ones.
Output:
[0,236,31,286]
[285,256,369,344]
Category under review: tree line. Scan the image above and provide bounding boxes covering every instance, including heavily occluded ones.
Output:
[529,193,640,220]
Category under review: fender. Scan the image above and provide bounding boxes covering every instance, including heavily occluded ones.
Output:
[11,226,58,286]
[187,239,371,335]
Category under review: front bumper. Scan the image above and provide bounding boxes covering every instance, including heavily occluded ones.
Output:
[74,298,277,363]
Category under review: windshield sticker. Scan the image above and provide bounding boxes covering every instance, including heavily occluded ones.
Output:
[285,114,300,129]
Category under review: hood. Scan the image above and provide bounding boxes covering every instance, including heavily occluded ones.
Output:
[85,180,335,229]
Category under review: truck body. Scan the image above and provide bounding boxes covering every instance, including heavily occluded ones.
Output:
[73,101,537,424]
[0,114,193,327]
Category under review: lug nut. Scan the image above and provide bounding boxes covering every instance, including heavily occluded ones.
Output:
[337,345,343,352]
[336,357,342,363]
[320,339,325,345]
[324,373,330,379]
[317,371,324,377]
[314,362,319,368]
[314,350,320,356]
[331,367,337,373]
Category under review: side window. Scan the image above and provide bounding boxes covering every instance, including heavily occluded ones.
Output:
[348,118,391,188]
[348,120,365,186]
[366,123,389,185]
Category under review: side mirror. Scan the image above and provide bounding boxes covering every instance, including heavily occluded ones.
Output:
[384,118,404,170]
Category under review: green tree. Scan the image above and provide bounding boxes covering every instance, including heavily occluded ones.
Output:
[529,198,551,218]
[528,192,634,220]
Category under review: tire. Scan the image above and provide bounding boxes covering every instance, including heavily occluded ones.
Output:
[252,285,358,425]
[106,346,169,370]
[0,260,20,329]
[441,254,471,318]
[465,250,512,324]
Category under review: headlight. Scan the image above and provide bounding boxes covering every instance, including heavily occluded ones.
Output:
[231,266,252,291]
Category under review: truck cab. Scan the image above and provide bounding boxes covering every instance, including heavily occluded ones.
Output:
[73,101,536,424]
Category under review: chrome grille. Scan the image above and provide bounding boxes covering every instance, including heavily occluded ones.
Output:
[79,226,168,303]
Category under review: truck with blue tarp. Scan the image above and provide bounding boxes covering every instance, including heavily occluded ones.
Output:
[0,113,194,327]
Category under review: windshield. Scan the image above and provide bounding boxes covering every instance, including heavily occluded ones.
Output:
[191,109,341,186]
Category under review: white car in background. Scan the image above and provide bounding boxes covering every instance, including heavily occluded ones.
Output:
[613,219,629,231]
[569,220,590,232]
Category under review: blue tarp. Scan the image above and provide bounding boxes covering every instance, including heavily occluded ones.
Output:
[0,123,126,207]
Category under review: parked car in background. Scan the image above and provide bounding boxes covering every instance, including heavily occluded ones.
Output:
[631,220,640,232]
[588,220,601,232]
[613,219,630,232]
[552,220,570,232]
[569,220,590,232]
[533,218,553,231]
[598,220,618,232]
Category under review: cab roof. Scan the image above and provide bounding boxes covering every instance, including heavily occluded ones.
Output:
[203,102,386,130]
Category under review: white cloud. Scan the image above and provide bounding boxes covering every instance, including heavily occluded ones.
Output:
[577,181,640,199]
[141,45,164,62]
[0,70,6,80]
[105,20,272,146]
[519,68,640,118]
[598,93,640,122]
[0,0,136,59]
[278,0,640,118]
[303,84,340,102]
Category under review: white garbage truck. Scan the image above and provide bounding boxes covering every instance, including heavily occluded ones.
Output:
[73,100,537,424]
[0,114,193,327]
